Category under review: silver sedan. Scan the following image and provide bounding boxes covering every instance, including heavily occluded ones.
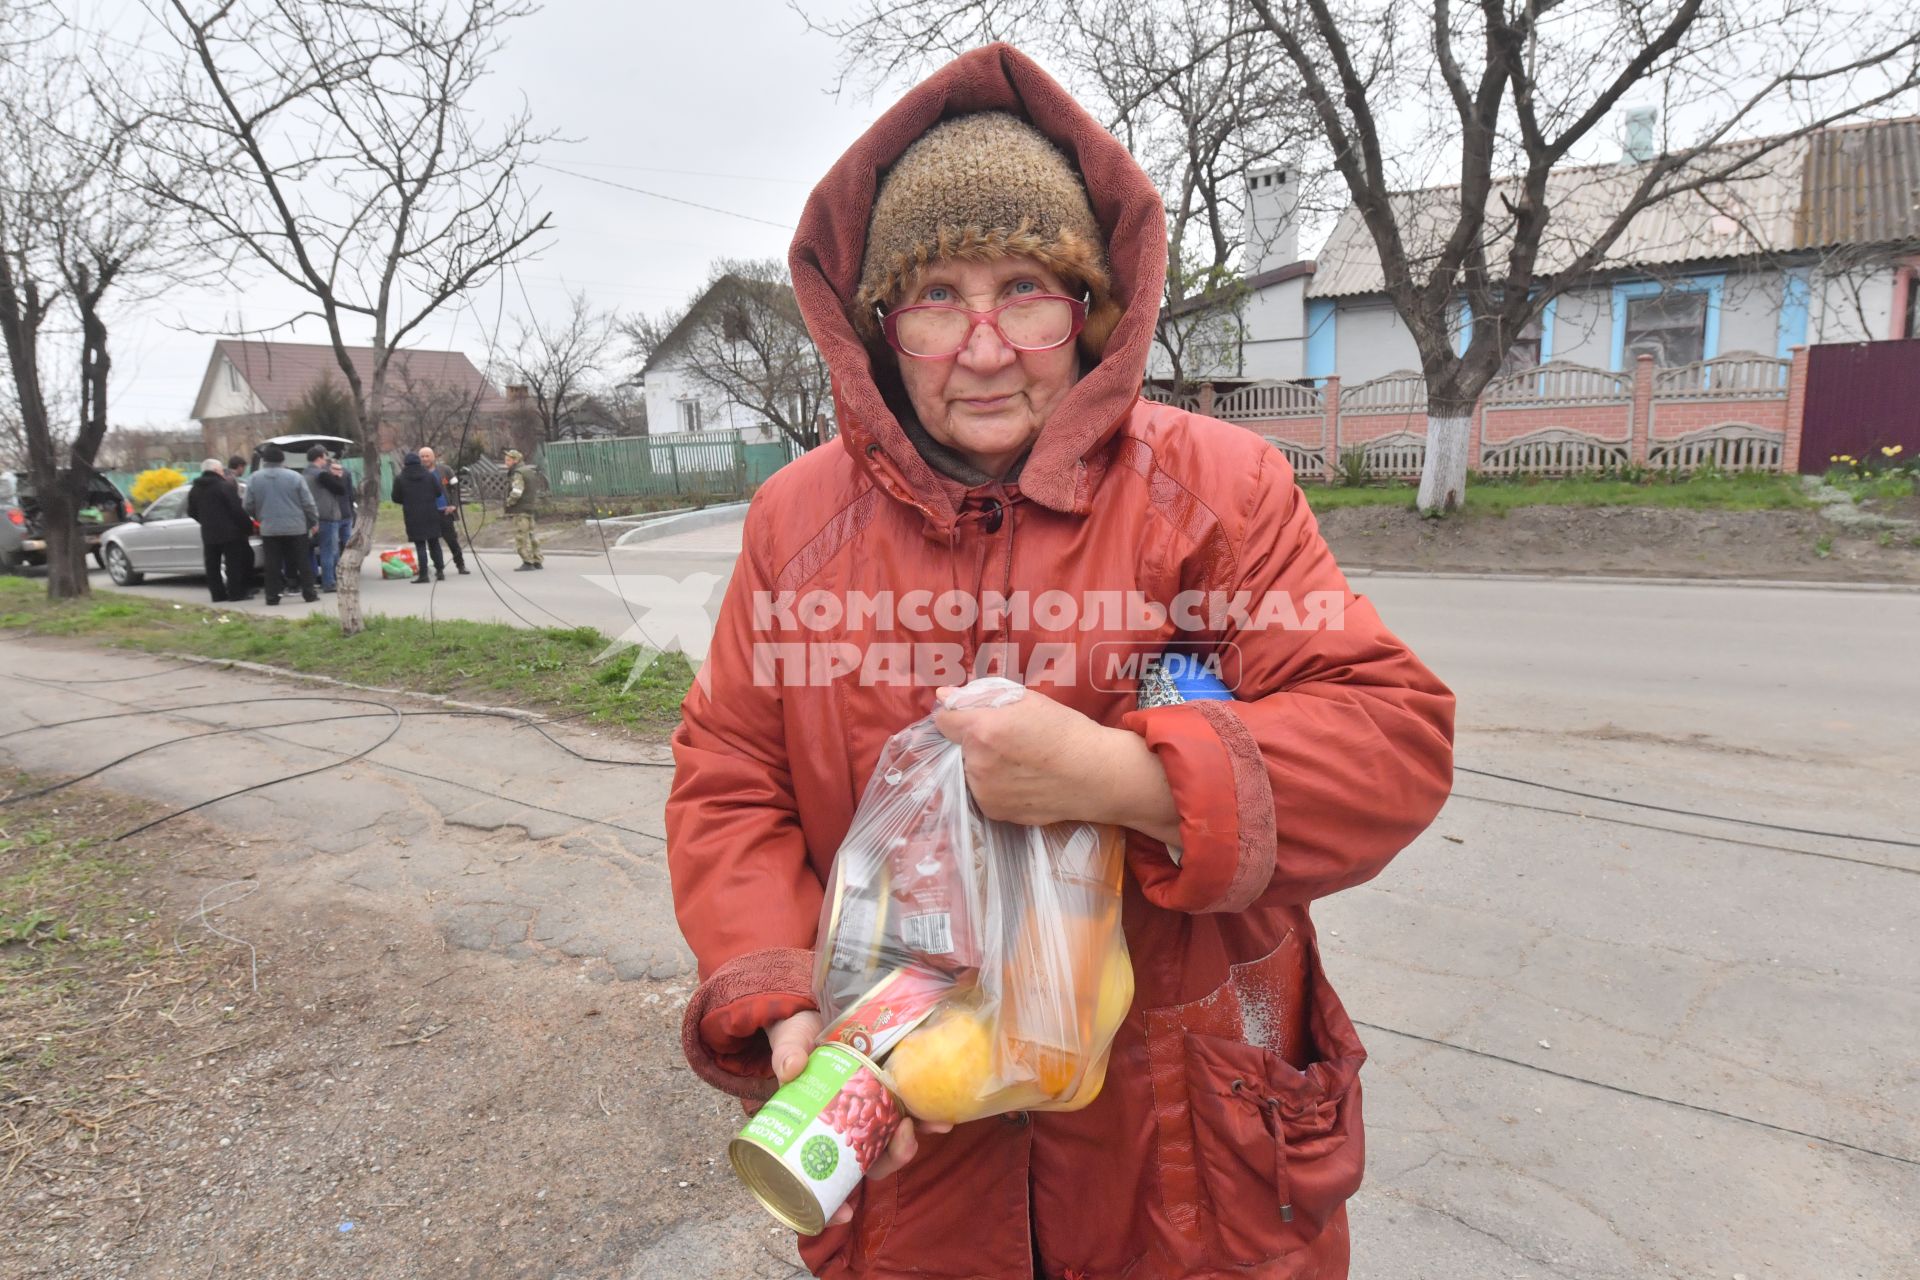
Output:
[100,483,264,585]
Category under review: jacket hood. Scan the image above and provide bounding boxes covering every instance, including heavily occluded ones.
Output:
[789,43,1165,523]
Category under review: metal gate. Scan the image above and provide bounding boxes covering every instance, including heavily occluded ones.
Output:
[1800,340,1920,473]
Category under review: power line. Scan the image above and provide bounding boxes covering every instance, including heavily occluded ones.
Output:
[1356,1020,1919,1169]
[1457,765,1919,850]
[527,162,795,230]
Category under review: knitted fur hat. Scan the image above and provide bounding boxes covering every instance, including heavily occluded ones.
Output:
[855,111,1122,361]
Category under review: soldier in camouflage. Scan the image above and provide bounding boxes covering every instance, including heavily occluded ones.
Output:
[502,448,545,571]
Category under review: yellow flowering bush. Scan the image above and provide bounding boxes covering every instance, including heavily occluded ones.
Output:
[130,467,189,508]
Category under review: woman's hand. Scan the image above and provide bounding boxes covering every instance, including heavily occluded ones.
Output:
[932,686,1180,845]
[765,1011,952,1227]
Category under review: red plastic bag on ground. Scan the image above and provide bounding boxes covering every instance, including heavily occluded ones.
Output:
[378,547,417,579]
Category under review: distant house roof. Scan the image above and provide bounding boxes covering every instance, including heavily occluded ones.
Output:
[640,274,805,376]
[190,340,505,421]
[1306,115,1920,299]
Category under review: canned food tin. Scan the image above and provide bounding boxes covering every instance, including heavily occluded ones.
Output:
[822,964,950,1059]
[729,1043,902,1236]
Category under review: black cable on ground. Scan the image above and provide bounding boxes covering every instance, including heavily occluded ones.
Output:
[0,704,504,807]
[9,697,668,844]
[1450,791,1919,877]
[0,692,672,769]
[1457,765,1919,850]
[1353,1019,1919,1169]
[8,662,204,685]
[112,704,406,842]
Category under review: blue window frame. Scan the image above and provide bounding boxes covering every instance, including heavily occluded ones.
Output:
[1610,275,1723,370]
[1775,268,1811,358]
[1305,298,1336,384]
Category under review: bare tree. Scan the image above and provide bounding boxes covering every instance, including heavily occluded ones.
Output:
[1247,0,1920,512]
[624,259,833,450]
[806,0,1312,392]
[99,424,203,468]
[810,0,1920,513]
[139,0,551,632]
[501,289,616,443]
[0,18,196,597]
[387,356,489,458]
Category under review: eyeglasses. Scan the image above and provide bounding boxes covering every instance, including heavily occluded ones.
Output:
[880,294,1087,359]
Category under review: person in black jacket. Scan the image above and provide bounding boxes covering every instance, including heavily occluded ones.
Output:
[389,451,448,584]
[187,459,254,602]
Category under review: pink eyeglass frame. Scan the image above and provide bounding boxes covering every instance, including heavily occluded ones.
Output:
[879,293,1089,358]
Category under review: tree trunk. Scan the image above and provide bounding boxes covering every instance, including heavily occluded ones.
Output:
[334,461,379,636]
[40,484,90,599]
[1416,409,1473,515]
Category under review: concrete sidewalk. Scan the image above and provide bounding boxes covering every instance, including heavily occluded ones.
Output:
[0,640,1914,1278]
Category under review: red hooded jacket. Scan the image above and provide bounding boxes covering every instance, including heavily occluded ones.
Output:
[668,44,1455,1280]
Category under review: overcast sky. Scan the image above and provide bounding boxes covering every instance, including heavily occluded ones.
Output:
[79,0,883,429]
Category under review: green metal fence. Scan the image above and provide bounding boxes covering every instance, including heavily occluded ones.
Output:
[539,431,804,501]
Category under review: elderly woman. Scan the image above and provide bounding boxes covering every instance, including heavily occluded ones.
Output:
[668,45,1454,1280]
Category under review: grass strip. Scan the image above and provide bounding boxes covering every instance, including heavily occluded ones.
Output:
[1300,471,1818,512]
[0,578,693,736]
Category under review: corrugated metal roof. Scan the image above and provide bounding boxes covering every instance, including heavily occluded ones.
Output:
[1307,118,1917,299]
[199,340,504,418]
[1796,117,1920,248]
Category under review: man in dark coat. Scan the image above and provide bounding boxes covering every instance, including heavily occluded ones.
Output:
[389,451,448,583]
[416,446,468,574]
[186,459,253,603]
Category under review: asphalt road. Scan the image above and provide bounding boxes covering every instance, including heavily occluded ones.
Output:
[44,515,1920,1276]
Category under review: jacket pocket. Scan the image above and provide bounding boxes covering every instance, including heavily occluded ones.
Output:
[1147,930,1366,1265]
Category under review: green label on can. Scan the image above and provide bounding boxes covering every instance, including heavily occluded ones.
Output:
[739,1043,861,1158]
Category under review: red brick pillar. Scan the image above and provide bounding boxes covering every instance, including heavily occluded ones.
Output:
[1197,381,1216,418]
[1783,345,1809,474]
[1322,376,1342,482]
[1630,354,1655,465]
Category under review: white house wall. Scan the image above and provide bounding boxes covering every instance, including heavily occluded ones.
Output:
[1241,276,1308,381]
[1331,301,1421,383]
[1809,269,1893,344]
[201,358,269,418]
[642,360,777,441]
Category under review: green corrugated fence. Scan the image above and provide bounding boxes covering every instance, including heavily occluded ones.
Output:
[539,431,804,501]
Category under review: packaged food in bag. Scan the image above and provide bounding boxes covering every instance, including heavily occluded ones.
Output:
[811,678,1133,1125]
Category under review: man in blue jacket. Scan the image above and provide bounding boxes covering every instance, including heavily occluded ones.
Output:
[243,445,319,605]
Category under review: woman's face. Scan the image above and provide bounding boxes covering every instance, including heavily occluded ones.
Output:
[889,256,1082,480]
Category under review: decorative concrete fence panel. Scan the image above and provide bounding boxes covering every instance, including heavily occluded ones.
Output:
[1479,428,1630,477]
[1261,436,1328,478]
[1652,350,1789,397]
[1482,362,1632,407]
[1646,424,1786,473]
[1140,385,1202,412]
[1338,370,1426,414]
[1359,430,1427,480]
[1214,380,1323,421]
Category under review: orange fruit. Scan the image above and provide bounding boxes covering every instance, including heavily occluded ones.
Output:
[888,1007,995,1124]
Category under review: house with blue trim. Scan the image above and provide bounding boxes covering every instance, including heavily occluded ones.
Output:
[1151,115,1919,391]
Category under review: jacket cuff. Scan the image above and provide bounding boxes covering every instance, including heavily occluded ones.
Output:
[1119,700,1276,913]
[680,946,817,1100]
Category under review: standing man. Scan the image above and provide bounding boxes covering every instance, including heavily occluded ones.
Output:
[502,448,544,572]
[303,445,349,593]
[416,446,469,575]
[221,454,254,597]
[186,459,253,603]
[243,444,319,605]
